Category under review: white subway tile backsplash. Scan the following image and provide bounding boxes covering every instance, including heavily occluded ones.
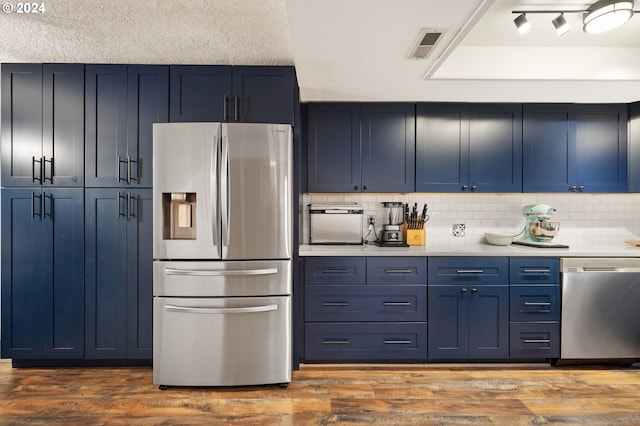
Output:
[302,193,640,244]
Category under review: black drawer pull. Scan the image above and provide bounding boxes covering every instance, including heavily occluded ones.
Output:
[522,269,551,274]
[321,302,349,307]
[321,268,350,274]
[455,269,484,274]
[383,302,411,307]
[523,339,551,344]
[384,339,412,345]
[322,339,350,345]
[383,269,413,274]
[523,302,551,307]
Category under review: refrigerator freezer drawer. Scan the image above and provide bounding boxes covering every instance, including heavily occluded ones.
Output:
[153,260,292,297]
[153,296,292,387]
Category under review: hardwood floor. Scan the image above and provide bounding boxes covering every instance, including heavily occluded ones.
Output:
[1,359,640,425]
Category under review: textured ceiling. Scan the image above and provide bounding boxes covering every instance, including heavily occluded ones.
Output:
[0,0,294,64]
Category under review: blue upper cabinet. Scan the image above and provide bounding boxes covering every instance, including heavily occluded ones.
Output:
[417,103,521,192]
[307,103,362,192]
[575,104,627,193]
[86,65,168,188]
[232,66,295,124]
[307,103,415,193]
[630,102,640,193]
[170,65,295,124]
[361,103,415,192]
[1,63,84,187]
[169,65,232,122]
[468,104,522,193]
[523,103,628,193]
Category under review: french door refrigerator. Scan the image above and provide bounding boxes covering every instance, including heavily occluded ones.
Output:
[152,122,292,388]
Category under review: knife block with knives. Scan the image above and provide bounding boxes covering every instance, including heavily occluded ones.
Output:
[405,203,429,246]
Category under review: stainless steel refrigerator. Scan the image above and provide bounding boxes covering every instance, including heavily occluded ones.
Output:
[152,122,292,388]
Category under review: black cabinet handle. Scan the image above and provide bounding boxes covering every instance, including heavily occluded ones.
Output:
[456,269,484,274]
[354,185,359,191]
[321,268,350,274]
[470,185,477,191]
[579,185,585,192]
[43,157,53,183]
[383,302,411,307]
[321,302,349,307]
[461,288,468,294]
[570,185,577,192]
[383,269,413,274]
[384,339,412,345]
[127,193,132,220]
[127,155,138,183]
[32,156,43,183]
[31,192,38,218]
[42,192,50,218]
[223,95,228,121]
[462,185,468,192]
[234,96,239,121]
[523,339,550,344]
[117,192,122,218]
[523,302,551,307]
[522,269,550,274]
[471,288,478,294]
[363,185,368,191]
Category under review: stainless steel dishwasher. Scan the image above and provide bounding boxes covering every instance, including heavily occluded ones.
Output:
[559,258,640,364]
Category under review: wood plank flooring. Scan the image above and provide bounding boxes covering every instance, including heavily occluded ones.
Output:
[1,359,640,425]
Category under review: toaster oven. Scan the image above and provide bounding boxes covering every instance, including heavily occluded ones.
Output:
[309,203,363,245]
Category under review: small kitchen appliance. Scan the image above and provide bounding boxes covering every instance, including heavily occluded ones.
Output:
[513,204,568,248]
[310,203,363,245]
[378,202,409,247]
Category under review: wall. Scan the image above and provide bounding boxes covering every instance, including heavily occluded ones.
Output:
[302,193,640,244]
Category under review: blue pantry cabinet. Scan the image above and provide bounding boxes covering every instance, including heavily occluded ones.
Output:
[630,102,640,192]
[427,257,509,360]
[416,103,522,192]
[169,65,296,124]
[307,103,415,192]
[523,103,627,193]
[1,188,84,359]
[84,189,153,359]
[1,64,84,187]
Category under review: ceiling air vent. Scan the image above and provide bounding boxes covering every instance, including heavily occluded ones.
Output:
[408,28,446,59]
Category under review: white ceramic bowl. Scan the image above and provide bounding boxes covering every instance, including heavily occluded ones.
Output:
[484,232,514,246]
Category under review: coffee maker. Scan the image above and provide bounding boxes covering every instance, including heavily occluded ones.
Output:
[378,202,409,247]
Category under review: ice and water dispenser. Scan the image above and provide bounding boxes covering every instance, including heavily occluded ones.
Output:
[161,192,197,240]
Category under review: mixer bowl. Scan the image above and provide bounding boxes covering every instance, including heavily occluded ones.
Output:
[529,221,560,241]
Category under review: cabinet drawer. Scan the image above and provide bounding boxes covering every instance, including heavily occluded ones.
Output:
[366,257,427,285]
[510,323,559,359]
[305,323,427,361]
[510,257,559,284]
[428,257,508,285]
[305,286,426,322]
[510,286,559,321]
[304,257,366,285]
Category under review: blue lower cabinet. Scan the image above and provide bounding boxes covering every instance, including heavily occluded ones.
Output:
[1,188,84,360]
[305,323,427,361]
[428,285,509,360]
[510,323,559,359]
[85,189,153,359]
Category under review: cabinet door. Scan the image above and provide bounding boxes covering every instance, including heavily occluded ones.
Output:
[575,104,627,193]
[416,103,470,192]
[1,189,83,359]
[469,104,522,193]
[1,189,44,358]
[85,189,128,358]
[232,66,295,124]
[42,64,84,187]
[1,64,43,187]
[629,102,640,193]
[169,65,231,122]
[428,285,468,359]
[126,66,169,188]
[42,189,84,358]
[307,103,361,192]
[126,189,153,359]
[468,285,509,359]
[361,103,415,192]
[85,65,128,187]
[523,104,576,192]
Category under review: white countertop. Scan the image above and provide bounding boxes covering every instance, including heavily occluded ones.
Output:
[299,228,640,257]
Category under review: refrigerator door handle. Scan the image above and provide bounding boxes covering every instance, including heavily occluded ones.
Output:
[164,304,279,315]
[212,132,219,258]
[220,135,230,255]
[164,267,278,276]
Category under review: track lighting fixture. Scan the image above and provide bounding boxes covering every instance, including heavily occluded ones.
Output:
[552,13,571,35]
[512,0,636,35]
[514,13,532,35]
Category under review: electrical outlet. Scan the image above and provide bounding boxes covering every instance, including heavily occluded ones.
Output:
[367,215,375,226]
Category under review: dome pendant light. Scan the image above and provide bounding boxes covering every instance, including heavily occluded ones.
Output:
[583,0,634,33]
